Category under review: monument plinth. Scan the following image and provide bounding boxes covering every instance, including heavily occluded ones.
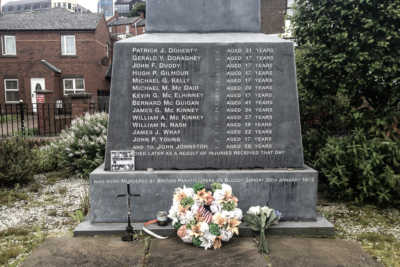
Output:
[104,34,304,171]
[79,0,333,236]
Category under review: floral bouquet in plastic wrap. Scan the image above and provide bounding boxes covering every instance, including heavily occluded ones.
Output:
[244,205,281,254]
[168,183,242,250]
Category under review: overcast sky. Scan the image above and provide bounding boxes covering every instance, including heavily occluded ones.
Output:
[1,0,99,13]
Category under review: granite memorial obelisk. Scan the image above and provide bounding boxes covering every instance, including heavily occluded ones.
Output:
[79,0,333,235]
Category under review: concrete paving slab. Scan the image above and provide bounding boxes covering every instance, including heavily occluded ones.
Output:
[147,237,267,267]
[21,236,382,267]
[21,236,144,267]
[268,236,383,267]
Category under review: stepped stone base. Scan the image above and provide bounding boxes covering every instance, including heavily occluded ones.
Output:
[90,164,318,223]
[74,216,334,237]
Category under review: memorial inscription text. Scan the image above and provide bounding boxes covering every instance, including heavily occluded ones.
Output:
[131,45,285,163]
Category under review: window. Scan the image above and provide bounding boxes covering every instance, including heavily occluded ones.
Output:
[126,25,130,34]
[63,78,85,94]
[4,79,19,103]
[1,36,16,56]
[61,35,76,56]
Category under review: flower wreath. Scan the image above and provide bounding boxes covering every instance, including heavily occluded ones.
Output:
[168,183,242,249]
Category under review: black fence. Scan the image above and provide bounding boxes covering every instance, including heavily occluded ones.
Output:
[0,102,108,138]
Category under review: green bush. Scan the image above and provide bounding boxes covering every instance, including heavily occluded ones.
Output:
[0,137,35,187]
[53,112,108,178]
[315,129,400,205]
[32,144,60,174]
[293,0,400,159]
[292,1,400,204]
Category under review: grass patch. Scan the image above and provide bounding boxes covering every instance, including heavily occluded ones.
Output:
[28,182,42,193]
[358,232,397,244]
[0,246,23,265]
[44,170,71,185]
[79,189,90,216]
[0,189,29,206]
[0,227,30,238]
[319,201,400,267]
[0,225,47,266]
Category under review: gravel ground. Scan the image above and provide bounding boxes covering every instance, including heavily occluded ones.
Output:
[0,174,88,266]
[319,202,400,240]
[0,175,88,234]
[318,201,400,266]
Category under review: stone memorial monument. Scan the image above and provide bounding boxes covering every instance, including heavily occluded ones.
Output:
[76,0,333,235]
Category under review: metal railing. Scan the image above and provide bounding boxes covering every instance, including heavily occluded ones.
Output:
[0,102,109,138]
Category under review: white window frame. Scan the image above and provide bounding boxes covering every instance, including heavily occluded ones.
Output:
[4,79,19,103]
[1,35,17,56]
[61,35,76,56]
[63,78,85,95]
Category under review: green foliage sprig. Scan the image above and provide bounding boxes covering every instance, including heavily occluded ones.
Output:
[211,182,222,192]
[193,183,205,193]
[209,223,221,236]
[222,201,236,211]
[180,197,194,208]
[192,236,202,247]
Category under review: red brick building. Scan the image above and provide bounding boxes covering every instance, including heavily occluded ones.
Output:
[107,13,145,40]
[0,8,112,109]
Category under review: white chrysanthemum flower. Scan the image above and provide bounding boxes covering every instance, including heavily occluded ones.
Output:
[200,236,214,250]
[180,209,195,225]
[213,189,225,202]
[199,222,209,233]
[261,206,273,217]
[203,231,216,245]
[221,209,242,220]
[181,231,192,243]
[220,229,233,242]
[232,208,243,220]
[221,184,232,194]
[191,202,200,213]
[221,210,232,219]
[210,202,221,214]
[247,206,261,216]
[182,186,195,198]
[168,205,179,220]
